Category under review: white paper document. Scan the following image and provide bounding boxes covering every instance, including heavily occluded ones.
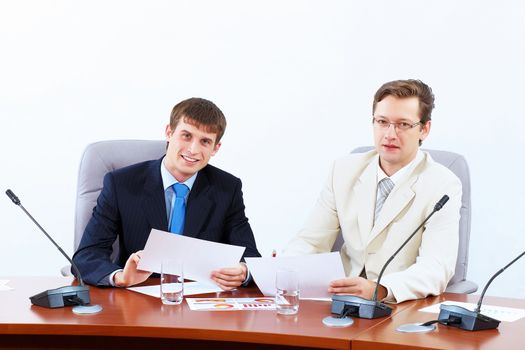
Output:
[127,281,223,298]
[137,229,246,284]
[419,301,525,322]
[0,279,13,292]
[245,252,346,299]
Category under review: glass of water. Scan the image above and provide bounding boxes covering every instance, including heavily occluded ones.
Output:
[275,269,300,315]
[160,259,184,305]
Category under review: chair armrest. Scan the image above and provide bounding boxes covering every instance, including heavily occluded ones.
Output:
[445,280,478,294]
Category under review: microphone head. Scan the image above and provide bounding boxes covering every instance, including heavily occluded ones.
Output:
[434,195,449,211]
[5,189,21,205]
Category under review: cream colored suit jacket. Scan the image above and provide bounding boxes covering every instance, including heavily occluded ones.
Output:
[284,150,462,303]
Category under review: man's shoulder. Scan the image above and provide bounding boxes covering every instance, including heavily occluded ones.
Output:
[200,163,240,184]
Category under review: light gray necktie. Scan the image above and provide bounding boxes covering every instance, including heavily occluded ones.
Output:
[374,177,394,223]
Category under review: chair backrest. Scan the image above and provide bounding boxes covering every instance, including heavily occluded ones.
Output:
[74,140,167,253]
[332,147,472,286]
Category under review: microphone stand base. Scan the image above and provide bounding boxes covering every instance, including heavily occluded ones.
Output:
[72,304,103,315]
[396,323,436,333]
[438,304,500,331]
[30,285,90,308]
[331,295,392,319]
[322,316,354,327]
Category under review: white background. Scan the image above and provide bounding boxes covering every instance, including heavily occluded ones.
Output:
[1,0,524,299]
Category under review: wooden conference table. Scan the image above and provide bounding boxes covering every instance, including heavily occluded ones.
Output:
[0,277,524,350]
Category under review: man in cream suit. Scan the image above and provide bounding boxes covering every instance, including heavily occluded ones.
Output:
[284,79,462,303]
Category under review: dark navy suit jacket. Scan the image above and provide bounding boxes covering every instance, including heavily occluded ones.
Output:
[72,157,261,286]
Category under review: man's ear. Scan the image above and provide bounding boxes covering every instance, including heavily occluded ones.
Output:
[165,124,172,140]
[211,142,222,156]
[420,120,431,142]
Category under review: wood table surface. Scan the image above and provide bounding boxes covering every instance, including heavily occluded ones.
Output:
[352,292,525,350]
[3,277,522,349]
[0,276,408,350]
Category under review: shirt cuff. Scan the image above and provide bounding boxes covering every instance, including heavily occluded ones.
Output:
[381,285,396,303]
[240,263,251,287]
[106,269,124,287]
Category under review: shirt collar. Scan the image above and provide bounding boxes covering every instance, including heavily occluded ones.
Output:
[377,150,423,185]
[161,157,198,191]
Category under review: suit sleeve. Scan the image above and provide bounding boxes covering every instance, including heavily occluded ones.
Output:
[72,172,123,286]
[223,179,261,259]
[283,161,341,255]
[379,175,462,303]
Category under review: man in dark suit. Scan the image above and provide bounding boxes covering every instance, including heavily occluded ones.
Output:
[73,98,260,288]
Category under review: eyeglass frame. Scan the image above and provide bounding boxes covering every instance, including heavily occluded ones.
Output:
[372,117,422,131]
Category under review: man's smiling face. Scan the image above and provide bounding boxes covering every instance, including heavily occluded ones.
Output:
[164,118,221,182]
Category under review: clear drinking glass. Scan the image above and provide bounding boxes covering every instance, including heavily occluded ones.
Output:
[160,259,184,305]
[275,269,300,315]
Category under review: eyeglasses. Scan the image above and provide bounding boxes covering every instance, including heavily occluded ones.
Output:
[372,117,421,131]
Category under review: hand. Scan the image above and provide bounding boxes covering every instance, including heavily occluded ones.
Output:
[210,263,247,291]
[328,277,387,300]
[113,250,152,287]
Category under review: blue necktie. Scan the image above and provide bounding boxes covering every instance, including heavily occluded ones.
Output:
[169,183,189,234]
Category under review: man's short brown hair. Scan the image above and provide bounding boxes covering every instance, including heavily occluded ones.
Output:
[170,98,227,143]
[372,79,435,125]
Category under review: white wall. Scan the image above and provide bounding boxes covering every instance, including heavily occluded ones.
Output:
[1,0,524,299]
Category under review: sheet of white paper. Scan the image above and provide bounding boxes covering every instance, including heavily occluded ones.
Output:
[419,301,525,322]
[245,252,346,298]
[137,229,246,284]
[300,297,332,302]
[127,282,223,298]
[0,279,13,291]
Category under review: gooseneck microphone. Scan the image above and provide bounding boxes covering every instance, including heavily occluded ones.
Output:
[475,250,525,313]
[6,189,85,285]
[437,249,525,331]
[372,195,450,301]
[329,195,450,320]
[5,189,101,314]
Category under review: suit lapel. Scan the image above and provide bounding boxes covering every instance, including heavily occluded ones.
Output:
[355,160,377,246]
[367,155,426,245]
[142,158,169,231]
[368,183,415,244]
[184,167,213,238]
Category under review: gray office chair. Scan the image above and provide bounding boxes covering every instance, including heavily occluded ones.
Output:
[61,140,166,276]
[331,147,478,294]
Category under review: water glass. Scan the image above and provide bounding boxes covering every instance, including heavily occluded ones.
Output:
[160,259,184,305]
[275,269,300,315]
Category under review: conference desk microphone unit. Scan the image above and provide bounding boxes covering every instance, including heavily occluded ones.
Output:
[437,249,524,331]
[5,189,102,315]
[323,195,450,327]
[399,249,524,333]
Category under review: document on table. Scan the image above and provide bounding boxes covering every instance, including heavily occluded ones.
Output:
[419,301,525,322]
[128,281,223,298]
[186,297,276,311]
[137,229,246,285]
[0,279,13,291]
[245,252,346,299]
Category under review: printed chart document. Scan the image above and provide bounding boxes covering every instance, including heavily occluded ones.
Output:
[128,282,223,298]
[419,301,525,322]
[137,229,245,285]
[186,297,276,311]
[245,252,346,299]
